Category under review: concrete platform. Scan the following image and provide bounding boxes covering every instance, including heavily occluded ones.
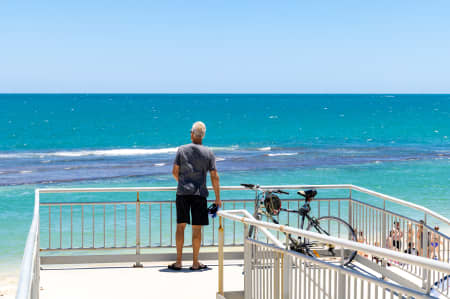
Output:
[40,260,244,299]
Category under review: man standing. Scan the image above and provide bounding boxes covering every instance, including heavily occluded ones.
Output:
[169,121,221,270]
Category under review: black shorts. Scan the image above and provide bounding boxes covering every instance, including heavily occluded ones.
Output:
[176,195,209,226]
[393,240,401,250]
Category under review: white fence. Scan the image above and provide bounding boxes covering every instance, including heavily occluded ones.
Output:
[217,210,450,298]
[16,185,450,299]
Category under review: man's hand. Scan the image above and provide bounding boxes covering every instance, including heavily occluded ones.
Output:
[210,170,221,208]
[215,198,222,208]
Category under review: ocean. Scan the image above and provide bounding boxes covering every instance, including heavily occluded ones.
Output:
[0,94,449,288]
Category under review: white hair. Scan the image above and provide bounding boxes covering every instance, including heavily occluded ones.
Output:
[191,121,206,138]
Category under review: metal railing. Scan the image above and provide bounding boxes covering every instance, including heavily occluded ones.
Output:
[15,190,40,299]
[16,184,450,299]
[217,210,450,298]
[348,194,450,282]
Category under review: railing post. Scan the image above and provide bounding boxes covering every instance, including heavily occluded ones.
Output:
[34,189,40,299]
[218,216,224,296]
[422,213,430,291]
[274,252,280,299]
[282,234,290,299]
[337,271,346,299]
[134,192,143,267]
[282,254,291,299]
[244,224,252,299]
[348,190,352,232]
[381,200,386,249]
[338,242,346,299]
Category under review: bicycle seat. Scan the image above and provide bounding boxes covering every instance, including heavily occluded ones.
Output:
[297,189,317,199]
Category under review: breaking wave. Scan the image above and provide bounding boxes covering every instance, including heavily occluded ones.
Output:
[0,146,241,159]
[267,153,298,157]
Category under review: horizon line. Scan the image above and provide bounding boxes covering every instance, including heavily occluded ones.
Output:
[1,92,450,95]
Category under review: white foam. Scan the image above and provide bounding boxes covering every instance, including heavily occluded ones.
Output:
[268,115,278,119]
[53,148,179,157]
[153,163,166,167]
[20,170,32,174]
[211,145,238,151]
[216,157,226,162]
[258,147,271,151]
[267,153,298,157]
[0,145,243,160]
[0,148,179,159]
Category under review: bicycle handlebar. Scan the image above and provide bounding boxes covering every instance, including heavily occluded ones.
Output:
[241,183,289,195]
[275,189,289,195]
[240,183,256,189]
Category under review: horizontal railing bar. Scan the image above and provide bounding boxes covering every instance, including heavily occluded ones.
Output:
[284,197,349,202]
[40,201,137,206]
[140,244,243,249]
[41,246,137,251]
[352,198,450,239]
[40,199,253,206]
[37,184,450,225]
[248,239,430,299]
[39,197,348,207]
[224,209,284,248]
[351,198,420,224]
[219,209,450,273]
[37,184,353,194]
[41,243,243,252]
[350,185,450,225]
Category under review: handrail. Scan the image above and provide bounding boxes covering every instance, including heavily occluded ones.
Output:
[247,239,431,299]
[16,184,449,298]
[218,209,450,274]
[37,184,450,225]
[16,190,40,299]
[350,185,450,225]
[223,209,284,248]
[37,184,350,193]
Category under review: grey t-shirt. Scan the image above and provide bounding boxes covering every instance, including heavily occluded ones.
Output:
[174,143,216,198]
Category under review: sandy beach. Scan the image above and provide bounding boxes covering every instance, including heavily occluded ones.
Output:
[0,271,18,299]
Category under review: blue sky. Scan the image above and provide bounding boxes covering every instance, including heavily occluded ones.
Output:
[1,1,449,93]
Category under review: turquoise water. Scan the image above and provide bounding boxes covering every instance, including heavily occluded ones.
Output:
[0,94,449,272]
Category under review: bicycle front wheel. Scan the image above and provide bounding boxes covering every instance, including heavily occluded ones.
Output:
[306,216,357,266]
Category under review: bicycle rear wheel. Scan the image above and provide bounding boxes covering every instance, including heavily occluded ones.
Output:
[306,216,357,266]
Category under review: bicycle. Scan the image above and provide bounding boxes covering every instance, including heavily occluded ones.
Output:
[241,183,357,266]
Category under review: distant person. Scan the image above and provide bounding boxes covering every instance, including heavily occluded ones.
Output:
[392,221,403,251]
[416,220,430,257]
[386,230,393,250]
[357,231,368,258]
[431,225,441,260]
[168,121,221,271]
[405,223,417,255]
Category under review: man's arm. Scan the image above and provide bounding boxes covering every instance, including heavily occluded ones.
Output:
[210,170,221,208]
[172,164,179,182]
